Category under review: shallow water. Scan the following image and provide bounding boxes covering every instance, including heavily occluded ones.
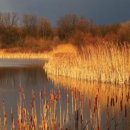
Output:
[0,67,129,130]
[0,58,46,67]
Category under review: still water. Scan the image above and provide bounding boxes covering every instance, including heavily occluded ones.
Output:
[0,67,129,130]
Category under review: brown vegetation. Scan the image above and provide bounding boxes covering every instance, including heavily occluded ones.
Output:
[0,12,130,84]
[45,42,130,85]
[1,83,130,130]
[0,12,130,49]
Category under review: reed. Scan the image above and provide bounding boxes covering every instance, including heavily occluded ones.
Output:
[45,41,130,85]
[47,75,130,130]
[0,51,49,59]
[0,82,130,130]
[47,75,130,114]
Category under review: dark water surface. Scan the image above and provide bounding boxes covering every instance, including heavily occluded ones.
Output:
[0,67,129,130]
[0,67,53,128]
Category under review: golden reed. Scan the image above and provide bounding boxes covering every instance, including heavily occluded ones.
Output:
[45,41,130,85]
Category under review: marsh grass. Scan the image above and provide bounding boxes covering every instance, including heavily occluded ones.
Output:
[0,51,49,59]
[45,41,130,84]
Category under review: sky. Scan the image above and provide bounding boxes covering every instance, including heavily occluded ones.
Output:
[0,0,130,25]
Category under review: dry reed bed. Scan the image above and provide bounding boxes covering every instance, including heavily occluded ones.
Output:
[45,42,130,84]
[0,51,49,59]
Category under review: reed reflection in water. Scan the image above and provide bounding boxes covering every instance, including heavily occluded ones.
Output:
[0,67,129,130]
[48,75,130,130]
[0,67,54,129]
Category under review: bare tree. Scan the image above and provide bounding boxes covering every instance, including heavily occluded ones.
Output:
[57,14,90,40]
[0,12,19,27]
[23,14,37,36]
[10,12,19,26]
[76,17,91,33]
[0,12,4,26]
[38,17,52,39]
[57,14,79,40]
[118,22,130,42]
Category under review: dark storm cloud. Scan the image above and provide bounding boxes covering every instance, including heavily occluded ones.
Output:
[0,0,130,25]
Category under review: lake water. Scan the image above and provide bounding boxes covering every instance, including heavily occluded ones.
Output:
[0,66,129,130]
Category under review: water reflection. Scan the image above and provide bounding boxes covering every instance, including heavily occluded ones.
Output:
[47,75,130,130]
[0,67,54,129]
[0,68,48,89]
[0,68,129,130]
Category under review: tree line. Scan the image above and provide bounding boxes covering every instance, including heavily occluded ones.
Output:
[0,12,130,48]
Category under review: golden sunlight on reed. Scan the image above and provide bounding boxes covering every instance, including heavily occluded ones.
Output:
[47,75,130,130]
[45,42,130,84]
[0,82,130,130]
[0,51,49,59]
[47,74,130,112]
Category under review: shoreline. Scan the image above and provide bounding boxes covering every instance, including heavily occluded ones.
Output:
[44,43,130,85]
[0,42,130,85]
[0,50,50,59]
[0,58,46,67]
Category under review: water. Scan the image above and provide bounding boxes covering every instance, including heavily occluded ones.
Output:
[0,67,129,130]
[0,58,46,67]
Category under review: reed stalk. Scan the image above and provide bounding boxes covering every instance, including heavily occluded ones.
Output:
[45,42,130,85]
